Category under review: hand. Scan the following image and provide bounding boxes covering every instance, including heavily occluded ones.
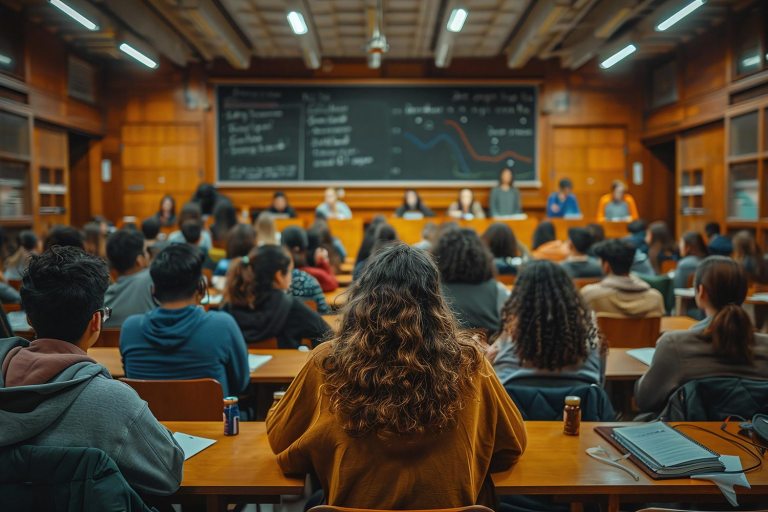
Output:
[551,203,560,213]
[314,247,329,264]
[485,340,501,363]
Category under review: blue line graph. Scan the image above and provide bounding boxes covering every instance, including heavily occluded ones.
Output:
[402,132,474,176]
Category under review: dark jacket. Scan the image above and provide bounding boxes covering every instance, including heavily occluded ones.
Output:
[504,381,615,422]
[394,204,435,218]
[708,234,733,256]
[442,280,508,332]
[658,377,768,421]
[224,290,330,349]
[267,205,297,218]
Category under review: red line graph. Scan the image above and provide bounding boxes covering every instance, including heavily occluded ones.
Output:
[443,119,533,164]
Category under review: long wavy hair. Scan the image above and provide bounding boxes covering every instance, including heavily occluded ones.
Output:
[433,228,494,284]
[321,242,484,437]
[502,260,601,370]
[225,245,291,309]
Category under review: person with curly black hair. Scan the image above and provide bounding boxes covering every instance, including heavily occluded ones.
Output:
[434,228,509,332]
[488,260,604,386]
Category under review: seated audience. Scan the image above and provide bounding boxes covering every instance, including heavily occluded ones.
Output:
[635,256,768,413]
[625,219,648,253]
[646,221,678,274]
[0,246,183,495]
[597,180,639,222]
[266,243,526,508]
[581,240,665,318]
[254,211,278,246]
[210,201,238,244]
[121,244,249,397]
[732,230,768,284]
[104,229,155,328]
[267,191,297,218]
[674,231,708,289]
[168,202,213,251]
[223,245,330,349]
[308,220,345,271]
[43,226,85,252]
[489,260,604,385]
[482,223,524,275]
[214,223,256,277]
[141,217,167,260]
[489,167,522,217]
[448,188,486,219]
[395,189,435,218]
[705,221,733,256]
[154,194,176,227]
[179,219,209,260]
[531,221,568,262]
[315,187,352,220]
[434,228,509,332]
[546,178,581,218]
[191,182,231,218]
[3,230,39,280]
[561,228,603,278]
[282,226,338,292]
[353,223,397,279]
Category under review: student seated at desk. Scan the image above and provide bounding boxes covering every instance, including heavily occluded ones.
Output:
[104,229,155,328]
[190,182,231,218]
[353,223,397,280]
[44,225,85,252]
[624,219,648,253]
[282,227,338,292]
[153,194,176,227]
[254,211,278,246]
[635,256,768,414]
[646,221,678,275]
[733,230,768,284]
[315,187,352,220]
[481,222,526,275]
[120,244,249,398]
[267,191,297,218]
[209,201,237,244]
[581,239,665,318]
[489,167,522,217]
[705,221,732,256]
[167,202,213,252]
[546,178,581,218]
[308,220,345,273]
[674,231,708,289]
[447,188,486,220]
[395,189,435,218]
[223,245,330,349]
[413,221,438,251]
[3,230,39,281]
[596,180,638,222]
[266,243,526,509]
[214,223,256,277]
[561,227,603,278]
[489,260,604,385]
[0,246,183,496]
[531,221,569,262]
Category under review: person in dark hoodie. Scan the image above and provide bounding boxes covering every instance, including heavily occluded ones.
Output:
[0,246,183,496]
[223,245,330,349]
[120,244,249,397]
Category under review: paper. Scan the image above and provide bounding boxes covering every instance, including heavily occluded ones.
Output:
[201,294,223,306]
[626,348,655,366]
[248,354,273,372]
[749,293,768,302]
[173,432,216,461]
[674,288,695,298]
[7,311,31,332]
[692,455,750,506]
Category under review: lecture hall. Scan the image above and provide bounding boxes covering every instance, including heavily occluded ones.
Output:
[1,0,768,511]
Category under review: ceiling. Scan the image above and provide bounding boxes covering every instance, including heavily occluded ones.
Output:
[3,0,742,70]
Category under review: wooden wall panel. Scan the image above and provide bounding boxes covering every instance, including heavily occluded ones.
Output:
[677,122,725,235]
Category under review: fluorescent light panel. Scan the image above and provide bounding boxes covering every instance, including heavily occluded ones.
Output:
[447,8,468,32]
[287,11,308,35]
[600,44,637,69]
[0,54,11,66]
[742,55,761,68]
[49,0,98,31]
[656,0,705,32]
[119,43,158,69]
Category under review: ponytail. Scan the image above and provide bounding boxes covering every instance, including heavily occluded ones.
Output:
[224,255,255,308]
[706,304,754,364]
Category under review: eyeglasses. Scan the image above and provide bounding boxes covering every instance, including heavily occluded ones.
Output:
[96,306,112,324]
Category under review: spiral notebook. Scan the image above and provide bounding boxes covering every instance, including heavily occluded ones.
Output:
[595,422,724,479]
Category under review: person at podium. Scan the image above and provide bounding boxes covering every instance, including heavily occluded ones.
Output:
[395,189,435,219]
[267,191,297,218]
[447,188,486,220]
[546,178,581,218]
[315,187,352,220]
[489,167,522,217]
[596,180,638,222]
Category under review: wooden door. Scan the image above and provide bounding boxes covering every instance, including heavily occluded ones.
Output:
[34,126,70,232]
[677,122,724,236]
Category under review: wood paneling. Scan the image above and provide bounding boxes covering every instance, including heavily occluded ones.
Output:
[33,125,70,232]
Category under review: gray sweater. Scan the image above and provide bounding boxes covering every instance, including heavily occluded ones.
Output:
[104,269,156,328]
[489,187,522,217]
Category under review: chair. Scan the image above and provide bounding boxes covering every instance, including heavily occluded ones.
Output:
[1,303,21,314]
[596,314,661,348]
[504,378,616,421]
[572,277,601,290]
[92,328,122,348]
[7,279,21,291]
[247,337,278,349]
[659,260,677,274]
[496,274,516,286]
[119,378,223,420]
[309,507,494,512]
[658,377,768,421]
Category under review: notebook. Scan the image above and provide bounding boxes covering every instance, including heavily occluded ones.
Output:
[172,433,216,461]
[248,354,273,372]
[595,422,724,479]
[626,347,655,366]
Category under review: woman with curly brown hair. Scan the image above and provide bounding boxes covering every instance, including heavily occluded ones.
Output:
[489,260,605,386]
[266,242,526,509]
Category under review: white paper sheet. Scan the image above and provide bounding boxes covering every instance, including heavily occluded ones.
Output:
[248,354,273,372]
[626,347,655,366]
[173,432,216,461]
[692,455,750,506]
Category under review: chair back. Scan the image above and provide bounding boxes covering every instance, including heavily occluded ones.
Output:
[572,277,601,290]
[659,377,768,422]
[247,337,278,349]
[120,378,223,421]
[504,380,615,422]
[92,328,122,348]
[309,507,494,512]
[2,303,21,314]
[496,274,516,286]
[7,279,21,291]
[659,260,677,274]
[596,314,661,348]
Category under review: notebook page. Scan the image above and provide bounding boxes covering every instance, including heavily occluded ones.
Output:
[249,354,273,372]
[173,432,216,461]
[614,422,716,467]
[626,348,655,366]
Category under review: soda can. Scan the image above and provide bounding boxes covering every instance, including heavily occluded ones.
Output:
[223,396,240,436]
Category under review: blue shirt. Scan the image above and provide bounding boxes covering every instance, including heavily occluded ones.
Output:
[546,192,581,218]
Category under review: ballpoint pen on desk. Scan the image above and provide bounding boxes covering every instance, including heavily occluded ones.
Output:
[586,445,641,481]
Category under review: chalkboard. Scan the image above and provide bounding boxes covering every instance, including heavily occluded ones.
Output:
[216,84,537,185]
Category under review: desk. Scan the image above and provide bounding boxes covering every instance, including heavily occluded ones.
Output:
[161,421,303,512]
[324,287,350,309]
[336,273,353,287]
[604,348,647,381]
[660,315,696,332]
[327,219,364,261]
[492,421,768,511]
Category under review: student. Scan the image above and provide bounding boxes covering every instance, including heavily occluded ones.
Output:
[104,229,155,328]
[254,211,278,246]
[353,224,397,280]
[267,191,297,218]
[191,182,231,217]
[3,230,38,280]
[210,201,238,244]
[596,180,639,222]
[635,256,768,413]
[43,226,85,252]
[83,222,106,259]
[395,189,435,218]
[434,228,509,332]
[482,222,525,276]
[625,219,648,253]
[308,220,345,272]
[489,260,604,385]
[489,167,522,217]
[0,276,20,305]
[705,221,733,256]
[0,246,183,495]
[413,221,438,251]
[581,239,665,318]
[315,187,352,220]
[674,231,708,289]
[266,243,526,508]
[646,221,678,274]
[154,194,176,227]
[561,227,603,278]
[546,178,581,218]
[120,244,249,398]
[447,188,486,219]
[214,223,256,277]
[732,230,768,284]
[531,221,569,262]
[168,202,213,251]
[223,245,330,349]
[179,219,209,261]
[354,216,387,269]
[289,267,330,314]
[282,226,338,292]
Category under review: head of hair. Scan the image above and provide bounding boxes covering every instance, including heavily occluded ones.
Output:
[141,217,161,241]
[421,221,438,242]
[611,180,627,192]
[403,189,422,209]
[5,230,38,269]
[503,260,599,371]
[568,227,594,255]
[732,230,768,282]
[682,231,709,258]
[532,221,556,250]
[192,183,218,215]
[225,245,291,309]
[83,222,104,257]
[181,219,202,245]
[211,202,237,241]
[648,221,674,250]
[704,222,721,237]
[177,202,202,228]
[21,246,109,343]
[558,177,573,191]
[308,220,340,267]
[273,190,287,200]
[498,167,514,185]
[586,223,605,244]
[593,239,635,275]
[370,223,398,256]
[355,216,388,265]
[627,219,647,235]
[321,242,483,437]
[106,229,145,274]
[434,228,493,284]
[225,223,256,260]
[482,223,519,259]
[150,244,204,303]
[254,211,277,245]
[18,230,38,251]
[281,226,309,267]
[158,194,176,217]
[44,226,85,252]
[694,256,754,364]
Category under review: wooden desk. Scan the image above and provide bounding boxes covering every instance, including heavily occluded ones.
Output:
[161,421,304,511]
[273,217,305,232]
[660,315,696,332]
[336,273,353,287]
[323,314,341,332]
[327,218,364,261]
[492,421,768,511]
[604,348,647,381]
[388,217,431,245]
[323,287,350,309]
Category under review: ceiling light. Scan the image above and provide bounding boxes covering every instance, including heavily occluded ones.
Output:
[600,44,637,69]
[742,55,761,68]
[0,54,11,66]
[656,0,705,32]
[287,11,308,35]
[49,0,98,31]
[447,8,468,33]
[119,43,158,69]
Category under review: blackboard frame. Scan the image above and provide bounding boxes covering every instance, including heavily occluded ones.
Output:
[214,80,541,188]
